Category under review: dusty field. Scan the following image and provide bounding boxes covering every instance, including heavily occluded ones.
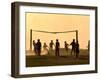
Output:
[26,49,89,67]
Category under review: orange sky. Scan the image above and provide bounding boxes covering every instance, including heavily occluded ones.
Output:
[26,13,90,50]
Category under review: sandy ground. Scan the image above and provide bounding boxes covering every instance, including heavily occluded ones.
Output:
[26,48,88,56]
[26,49,89,67]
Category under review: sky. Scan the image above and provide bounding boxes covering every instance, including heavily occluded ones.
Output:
[26,12,90,50]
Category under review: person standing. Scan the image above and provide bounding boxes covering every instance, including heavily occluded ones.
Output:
[55,39,60,56]
[75,41,80,58]
[64,41,69,54]
[88,40,90,53]
[49,40,54,50]
[36,39,41,56]
[49,40,54,55]
[70,39,76,55]
[43,43,49,55]
[32,40,37,55]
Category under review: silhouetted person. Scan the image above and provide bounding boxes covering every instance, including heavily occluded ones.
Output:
[49,40,54,50]
[43,43,48,49]
[55,39,60,56]
[70,39,76,55]
[88,40,90,53]
[33,40,37,55]
[43,42,49,55]
[36,39,41,56]
[49,40,54,55]
[75,41,80,58]
[64,41,69,53]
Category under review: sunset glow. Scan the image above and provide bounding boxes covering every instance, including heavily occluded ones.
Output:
[26,13,90,50]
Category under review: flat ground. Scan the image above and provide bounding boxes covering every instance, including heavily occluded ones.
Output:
[26,49,89,67]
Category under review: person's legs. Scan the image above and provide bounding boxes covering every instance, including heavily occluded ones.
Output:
[34,48,37,55]
[56,51,57,56]
[58,49,60,56]
[71,48,73,55]
[35,47,38,55]
[39,49,41,56]
[71,49,72,54]
[66,48,68,55]
[55,49,57,56]
[37,50,39,56]
[66,48,68,53]
[37,49,40,56]
[74,48,76,56]
[55,49,58,56]
[56,48,59,56]
[76,52,79,58]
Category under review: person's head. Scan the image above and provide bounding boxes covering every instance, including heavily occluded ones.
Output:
[73,39,75,42]
[33,40,35,43]
[37,39,40,42]
[44,42,46,45]
[51,40,53,42]
[33,40,35,42]
[76,41,78,43]
[56,39,58,42]
[64,41,66,43]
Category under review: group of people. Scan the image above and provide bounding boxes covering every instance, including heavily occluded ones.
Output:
[70,39,80,58]
[32,39,80,58]
[33,39,41,56]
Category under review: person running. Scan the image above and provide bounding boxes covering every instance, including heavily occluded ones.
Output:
[32,40,37,55]
[55,39,60,56]
[36,39,41,56]
[70,39,76,55]
[75,41,80,58]
[64,41,69,54]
